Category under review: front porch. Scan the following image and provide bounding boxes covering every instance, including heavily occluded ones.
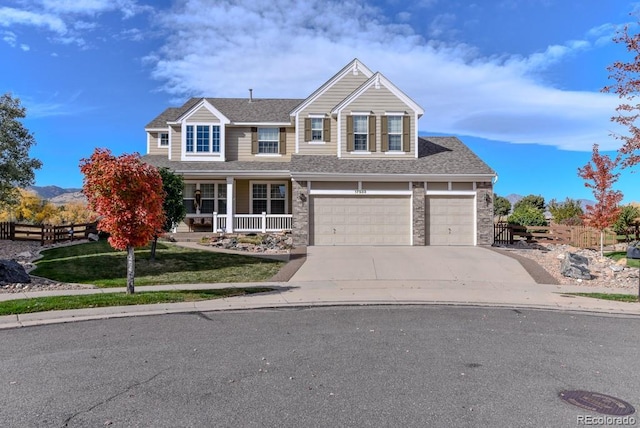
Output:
[184,213,293,233]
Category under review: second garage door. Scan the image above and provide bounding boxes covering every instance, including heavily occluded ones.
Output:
[310,196,411,245]
[426,195,475,245]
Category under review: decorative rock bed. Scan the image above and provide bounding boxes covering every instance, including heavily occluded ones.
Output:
[199,233,294,254]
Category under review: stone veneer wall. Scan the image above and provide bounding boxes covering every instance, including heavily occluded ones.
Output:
[475,182,494,245]
[412,182,426,246]
[291,180,309,246]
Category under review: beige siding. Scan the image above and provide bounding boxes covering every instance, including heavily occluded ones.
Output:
[230,126,295,161]
[427,182,449,191]
[235,180,250,214]
[451,182,474,191]
[296,72,369,155]
[185,106,220,123]
[225,126,247,161]
[170,125,181,160]
[147,132,169,155]
[362,182,410,191]
[339,85,416,158]
[312,181,357,191]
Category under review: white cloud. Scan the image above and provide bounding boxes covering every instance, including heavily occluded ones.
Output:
[2,30,17,47]
[0,0,150,47]
[37,0,149,19]
[20,43,29,51]
[147,0,621,152]
[0,7,67,34]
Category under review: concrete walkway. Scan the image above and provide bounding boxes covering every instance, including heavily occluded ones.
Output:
[1,244,639,329]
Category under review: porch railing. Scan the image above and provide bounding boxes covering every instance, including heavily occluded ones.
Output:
[234,213,292,233]
[186,213,292,233]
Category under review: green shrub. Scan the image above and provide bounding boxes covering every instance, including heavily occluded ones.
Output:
[508,204,547,226]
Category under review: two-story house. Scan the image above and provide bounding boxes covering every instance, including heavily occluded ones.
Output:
[143,59,496,246]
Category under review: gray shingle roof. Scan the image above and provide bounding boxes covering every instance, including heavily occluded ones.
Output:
[145,97,303,128]
[142,155,291,173]
[143,137,495,178]
[290,137,496,176]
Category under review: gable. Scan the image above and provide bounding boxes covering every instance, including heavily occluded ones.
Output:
[332,73,424,116]
[291,59,374,115]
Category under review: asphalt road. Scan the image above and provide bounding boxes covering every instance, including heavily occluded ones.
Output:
[1,306,639,427]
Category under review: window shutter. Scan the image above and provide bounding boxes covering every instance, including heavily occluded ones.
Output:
[304,118,311,142]
[323,118,330,142]
[279,127,286,154]
[403,116,410,152]
[381,116,388,152]
[368,115,376,152]
[251,127,258,154]
[346,116,354,152]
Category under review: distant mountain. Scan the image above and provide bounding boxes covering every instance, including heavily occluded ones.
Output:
[29,185,82,199]
[28,186,86,206]
[48,192,87,206]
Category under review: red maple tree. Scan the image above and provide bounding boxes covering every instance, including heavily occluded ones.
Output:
[577,144,623,255]
[80,148,165,294]
[604,19,640,169]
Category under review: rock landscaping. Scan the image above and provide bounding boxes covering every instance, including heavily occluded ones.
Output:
[198,233,293,254]
[0,240,95,293]
[495,241,639,290]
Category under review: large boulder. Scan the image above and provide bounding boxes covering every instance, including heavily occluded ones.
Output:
[560,252,591,280]
[627,242,640,260]
[0,260,31,284]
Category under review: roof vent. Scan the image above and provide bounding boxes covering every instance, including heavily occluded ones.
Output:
[249,88,253,103]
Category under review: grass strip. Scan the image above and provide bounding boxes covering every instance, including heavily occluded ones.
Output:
[0,287,274,316]
[32,240,284,287]
[604,251,640,269]
[564,292,639,303]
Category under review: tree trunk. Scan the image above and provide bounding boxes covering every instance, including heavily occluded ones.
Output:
[599,230,604,257]
[126,245,135,294]
[150,235,158,261]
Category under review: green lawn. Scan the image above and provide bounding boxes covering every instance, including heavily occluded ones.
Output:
[32,240,285,287]
[564,292,639,303]
[605,251,640,269]
[0,288,274,316]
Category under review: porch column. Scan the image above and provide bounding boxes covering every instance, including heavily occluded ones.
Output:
[226,177,234,233]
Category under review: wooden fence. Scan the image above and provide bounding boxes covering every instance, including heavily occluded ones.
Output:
[494,223,618,248]
[0,222,97,245]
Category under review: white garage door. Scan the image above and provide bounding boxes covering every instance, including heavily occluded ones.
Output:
[426,195,475,245]
[310,196,411,245]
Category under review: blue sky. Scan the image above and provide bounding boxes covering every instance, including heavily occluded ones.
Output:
[1,0,638,203]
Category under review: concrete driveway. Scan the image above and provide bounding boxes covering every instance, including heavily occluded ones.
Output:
[290,246,535,283]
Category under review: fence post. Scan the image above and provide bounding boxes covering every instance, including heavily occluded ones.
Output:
[261,212,267,233]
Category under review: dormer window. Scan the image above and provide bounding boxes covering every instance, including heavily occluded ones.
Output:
[186,125,220,153]
[159,132,169,146]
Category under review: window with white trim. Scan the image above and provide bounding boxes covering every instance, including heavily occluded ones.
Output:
[183,183,226,214]
[353,115,368,151]
[258,128,279,154]
[159,132,169,146]
[186,125,220,153]
[387,116,402,151]
[252,183,286,214]
[311,118,323,141]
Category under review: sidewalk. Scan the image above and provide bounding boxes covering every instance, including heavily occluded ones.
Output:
[1,277,639,330]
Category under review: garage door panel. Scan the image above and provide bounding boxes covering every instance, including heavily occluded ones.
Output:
[426,195,475,246]
[311,196,410,246]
